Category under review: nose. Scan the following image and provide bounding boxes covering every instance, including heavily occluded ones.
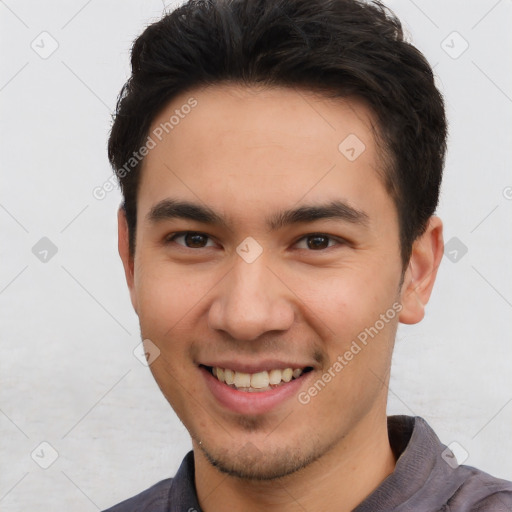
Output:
[207,256,295,342]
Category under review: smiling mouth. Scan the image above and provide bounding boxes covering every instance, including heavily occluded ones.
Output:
[202,365,313,392]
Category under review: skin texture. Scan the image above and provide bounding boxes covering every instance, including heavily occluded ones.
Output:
[118,84,444,512]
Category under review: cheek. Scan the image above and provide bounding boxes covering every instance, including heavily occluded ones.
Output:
[293,264,395,338]
[307,297,397,418]
[135,263,206,407]
[134,252,211,322]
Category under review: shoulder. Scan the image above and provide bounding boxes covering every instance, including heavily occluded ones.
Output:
[102,450,197,512]
[383,416,512,511]
[471,493,512,511]
[449,464,512,511]
[102,478,174,512]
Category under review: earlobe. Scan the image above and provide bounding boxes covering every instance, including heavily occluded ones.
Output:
[117,207,138,313]
[398,216,444,325]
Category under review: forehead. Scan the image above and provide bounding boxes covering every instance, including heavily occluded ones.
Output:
[138,83,393,229]
[148,83,379,157]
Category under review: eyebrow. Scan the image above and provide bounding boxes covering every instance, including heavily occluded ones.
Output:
[267,200,369,230]
[147,198,369,231]
[148,199,225,225]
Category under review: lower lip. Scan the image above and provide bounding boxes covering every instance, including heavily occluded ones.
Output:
[200,366,310,415]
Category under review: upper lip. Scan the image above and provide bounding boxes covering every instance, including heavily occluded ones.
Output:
[200,359,315,374]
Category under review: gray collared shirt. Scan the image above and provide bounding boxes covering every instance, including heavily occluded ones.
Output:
[103,415,512,511]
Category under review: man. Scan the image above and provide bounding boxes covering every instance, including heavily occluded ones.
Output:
[104,0,512,510]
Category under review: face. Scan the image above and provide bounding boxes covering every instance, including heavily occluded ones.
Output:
[119,84,435,480]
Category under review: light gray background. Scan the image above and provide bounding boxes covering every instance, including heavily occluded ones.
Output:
[1,0,511,510]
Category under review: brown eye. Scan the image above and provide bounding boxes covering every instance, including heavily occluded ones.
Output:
[294,234,340,251]
[184,233,208,248]
[306,235,330,250]
[168,232,215,248]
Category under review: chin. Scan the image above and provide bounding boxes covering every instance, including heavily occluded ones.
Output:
[196,435,327,481]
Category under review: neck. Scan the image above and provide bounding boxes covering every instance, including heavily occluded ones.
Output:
[194,411,396,512]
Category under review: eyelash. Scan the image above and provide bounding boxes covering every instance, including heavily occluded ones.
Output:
[165,231,346,251]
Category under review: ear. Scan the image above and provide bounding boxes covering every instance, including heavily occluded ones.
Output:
[117,207,138,313]
[398,216,444,324]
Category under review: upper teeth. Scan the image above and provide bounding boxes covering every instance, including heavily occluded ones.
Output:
[212,367,304,390]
